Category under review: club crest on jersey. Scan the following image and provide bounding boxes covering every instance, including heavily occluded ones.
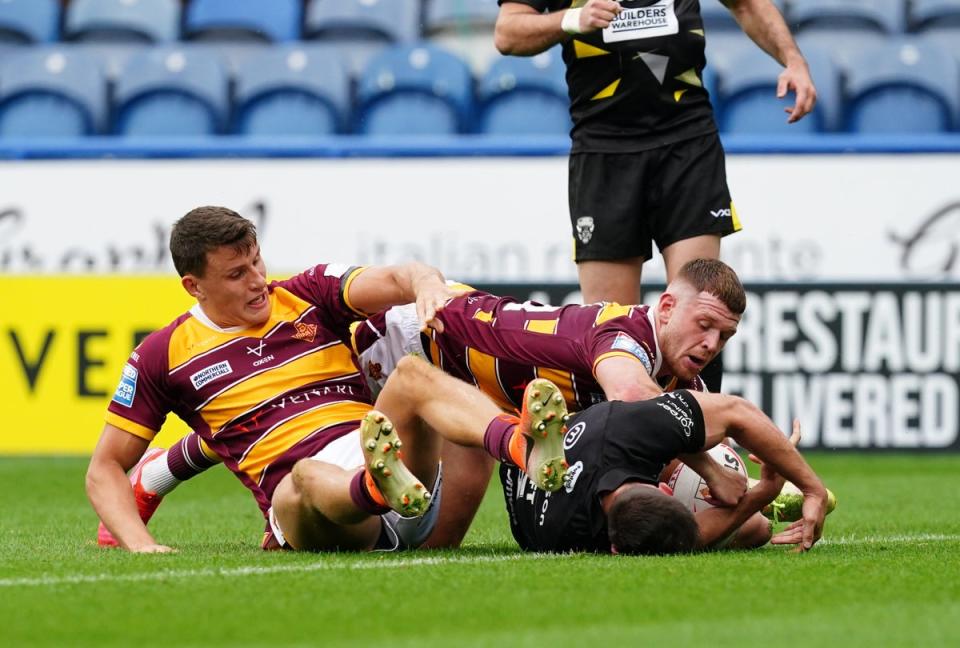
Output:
[112,364,138,408]
[612,333,653,374]
[366,360,383,381]
[293,322,317,343]
[190,361,233,390]
[576,217,595,244]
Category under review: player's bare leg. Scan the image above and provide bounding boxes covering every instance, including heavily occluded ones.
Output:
[661,235,721,281]
[577,257,644,304]
[421,441,494,549]
[271,461,383,552]
[376,356,569,491]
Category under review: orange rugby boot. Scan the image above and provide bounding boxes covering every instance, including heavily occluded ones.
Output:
[519,378,570,492]
[97,447,166,547]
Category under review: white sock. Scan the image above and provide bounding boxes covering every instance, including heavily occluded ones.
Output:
[140,452,182,496]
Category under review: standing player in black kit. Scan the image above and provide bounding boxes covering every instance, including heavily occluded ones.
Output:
[494,0,817,391]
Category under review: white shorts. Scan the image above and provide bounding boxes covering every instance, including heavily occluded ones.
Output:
[267,429,443,552]
[357,303,427,398]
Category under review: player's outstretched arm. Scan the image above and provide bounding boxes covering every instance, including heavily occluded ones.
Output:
[723,0,816,123]
[86,424,174,553]
[346,262,456,332]
[697,393,827,550]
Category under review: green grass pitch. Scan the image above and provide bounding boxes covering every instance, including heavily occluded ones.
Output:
[1,453,958,647]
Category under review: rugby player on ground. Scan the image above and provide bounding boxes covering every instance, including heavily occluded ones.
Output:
[86,206,463,552]
[97,259,756,548]
[375,356,828,554]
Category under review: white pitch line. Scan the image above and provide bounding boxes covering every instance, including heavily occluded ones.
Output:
[2,533,958,589]
[819,533,960,546]
[0,552,561,589]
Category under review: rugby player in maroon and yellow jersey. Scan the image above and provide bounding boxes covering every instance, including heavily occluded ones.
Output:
[86,206,463,553]
[97,258,752,549]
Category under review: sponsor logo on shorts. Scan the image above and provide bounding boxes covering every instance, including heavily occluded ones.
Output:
[190,360,233,390]
[612,333,653,374]
[710,208,732,219]
[564,421,587,450]
[563,461,584,494]
[576,216,595,244]
[323,263,349,278]
[112,363,138,408]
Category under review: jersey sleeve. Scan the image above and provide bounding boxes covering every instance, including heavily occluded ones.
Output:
[276,263,368,339]
[586,315,658,378]
[594,392,707,494]
[104,332,174,440]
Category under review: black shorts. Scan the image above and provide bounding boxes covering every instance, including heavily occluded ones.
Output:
[569,132,741,262]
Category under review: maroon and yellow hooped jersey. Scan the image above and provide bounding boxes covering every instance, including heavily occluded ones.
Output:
[353,291,704,414]
[106,264,372,515]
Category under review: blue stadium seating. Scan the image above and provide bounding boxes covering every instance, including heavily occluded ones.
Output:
[113,46,228,136]
[305,0,420,42]
[0,48,105,137]
[185,0,301,43]
[356,43,473,135]
[304,0,421,76]
[700,0,785,31]
[233,45,350,136]
[718,45,840,133]
[0,0,59,45]
[425,0,500,33]
[909,0,960,30]
[795,30,887,73]
[478,47,569,135]
[65,0,180,44]
[789,0,907,34]
[844,39,959,132]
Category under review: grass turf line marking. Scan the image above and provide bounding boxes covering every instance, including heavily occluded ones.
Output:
[0,552,564,588]
[2,533,958,589]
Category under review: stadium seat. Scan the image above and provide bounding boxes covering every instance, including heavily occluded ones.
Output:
[0,47,106,137]
[701,0,784,31]
[184,0,300,43]
[909,0,960,30]
[233,45,350,136]
[113,47,228,136]
[425,0,500,32]
[718,44,840,133]
[843,39,959,133]
[424,0,502,73]
[0,0,59,45]
[304,0,420,74]
[356,43,473,135]
[478,48,570,135]
[789,0,907,34]
[64,0,180,44]
[795,30,886,73]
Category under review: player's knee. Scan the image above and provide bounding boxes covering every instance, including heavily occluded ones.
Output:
[393,354,433,387]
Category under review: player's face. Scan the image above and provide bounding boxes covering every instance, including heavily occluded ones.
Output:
[659,290,740,381]
[189,244,270,329]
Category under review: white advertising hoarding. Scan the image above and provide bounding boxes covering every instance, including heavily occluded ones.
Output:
[1,154,959,282]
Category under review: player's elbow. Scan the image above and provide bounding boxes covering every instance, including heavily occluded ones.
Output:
[605,384,656,402]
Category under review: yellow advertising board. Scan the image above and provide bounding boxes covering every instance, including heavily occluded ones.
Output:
[1,276,195,454]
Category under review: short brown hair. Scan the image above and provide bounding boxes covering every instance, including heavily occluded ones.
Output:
[675,258,746,315]
[169,206,257,277]
[607,485,699,555]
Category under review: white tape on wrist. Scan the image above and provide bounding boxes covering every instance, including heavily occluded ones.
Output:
[561,7,584,34]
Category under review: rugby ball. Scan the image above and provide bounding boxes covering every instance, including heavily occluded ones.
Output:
[666,444,747,513]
